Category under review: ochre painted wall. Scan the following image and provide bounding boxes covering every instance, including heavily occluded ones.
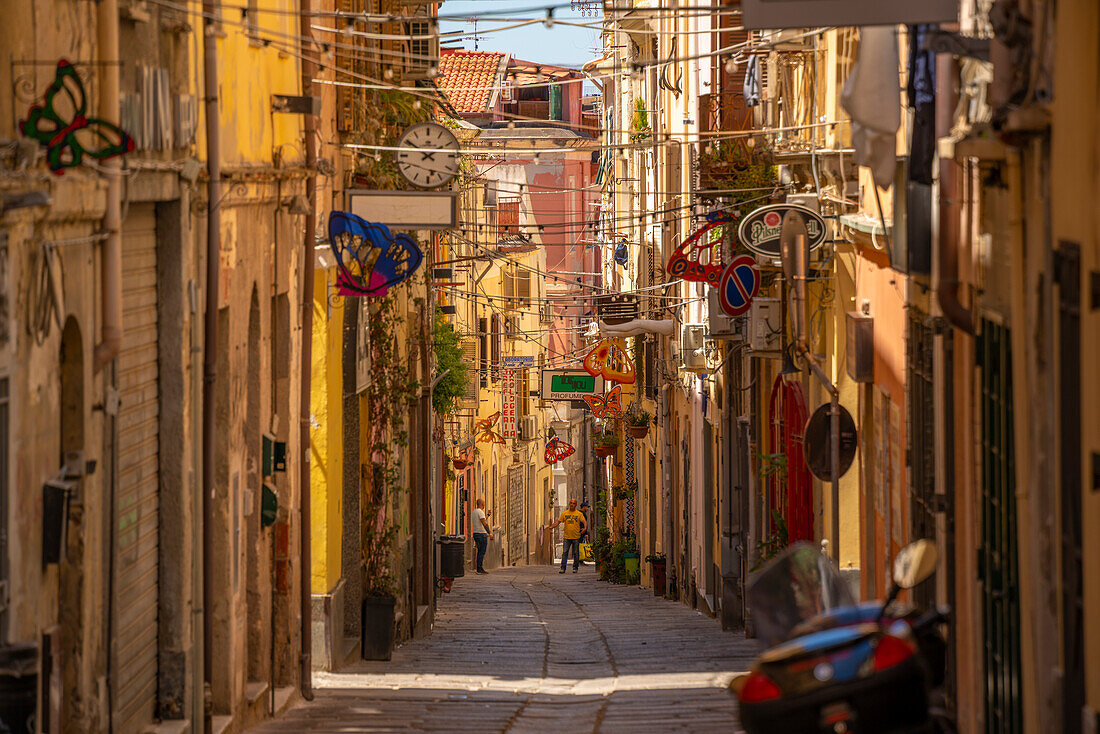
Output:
[310,267,344,595]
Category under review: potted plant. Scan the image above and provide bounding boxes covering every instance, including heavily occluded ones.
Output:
[625,406,651,439]
[645,552,667,596]
[360,505,397,660]
[612,481,636,503]
[630,98,651,142]
[452,456,468,471]
[593,429,620,458]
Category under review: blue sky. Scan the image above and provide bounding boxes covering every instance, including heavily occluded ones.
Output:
[439,1,603,69]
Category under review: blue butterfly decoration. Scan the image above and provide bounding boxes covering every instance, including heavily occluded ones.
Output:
[327,211,424,297]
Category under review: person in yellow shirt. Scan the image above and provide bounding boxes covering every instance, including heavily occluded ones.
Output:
[549,498,587,574]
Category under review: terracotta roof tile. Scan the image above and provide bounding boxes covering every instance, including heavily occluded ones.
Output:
[437,49,506,114]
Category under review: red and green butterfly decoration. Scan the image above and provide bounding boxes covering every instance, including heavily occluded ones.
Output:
[20,60,134,175]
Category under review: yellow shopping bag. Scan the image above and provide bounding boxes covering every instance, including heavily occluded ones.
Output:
[580,540,593,562]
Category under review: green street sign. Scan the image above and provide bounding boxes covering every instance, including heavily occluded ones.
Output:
[541,369,605,401]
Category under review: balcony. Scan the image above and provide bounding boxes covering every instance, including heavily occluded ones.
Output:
[697,92,773,202]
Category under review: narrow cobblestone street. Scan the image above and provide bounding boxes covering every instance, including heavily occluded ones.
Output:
[253,565,760,733]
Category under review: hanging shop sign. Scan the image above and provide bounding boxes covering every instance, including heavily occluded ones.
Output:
[540,369,606,402]
[583,340,636,384]
[665,212,735,287]
[718,254,761,317]
[501,370,518,440]
[20,59,135,175]
[328,211,423,297]
[737,204,827,259]
[544,437,576,465]
[501,355,536,369]
[803,403,859,482]
[582,384,624,419]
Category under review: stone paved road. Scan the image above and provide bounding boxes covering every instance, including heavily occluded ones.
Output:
[252,564,761,733]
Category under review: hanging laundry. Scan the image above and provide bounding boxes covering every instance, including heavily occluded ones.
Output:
[840,27,901,189]
[743,55,762,108]
[907,25,936,185]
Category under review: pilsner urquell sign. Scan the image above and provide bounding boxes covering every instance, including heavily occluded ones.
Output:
[738,204,827,258]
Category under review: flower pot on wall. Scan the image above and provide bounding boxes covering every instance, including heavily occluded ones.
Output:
[627,425,649,439]
[452,458,468,471]
[595,445,616,458]
[361,595,396,661]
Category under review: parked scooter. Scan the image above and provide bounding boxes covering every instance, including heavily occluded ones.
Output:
[731,540,953,734]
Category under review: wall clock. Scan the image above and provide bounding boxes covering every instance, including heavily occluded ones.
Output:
[394,122,460,189]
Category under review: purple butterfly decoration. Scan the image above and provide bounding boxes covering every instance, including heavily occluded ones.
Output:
[328,211,424,297]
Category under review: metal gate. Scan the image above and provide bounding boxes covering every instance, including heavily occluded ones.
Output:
[977,319,1022,734]
[113,203,159,731]
[907,315,936,608]
[507,467,524,564]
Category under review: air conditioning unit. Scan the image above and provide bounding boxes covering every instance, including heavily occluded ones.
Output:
[749,297,782,354]
[519,415,539,442]
[707,289,748,341]
[680,323,710,372]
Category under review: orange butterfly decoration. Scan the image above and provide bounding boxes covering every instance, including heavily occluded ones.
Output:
[544,437,575,465]
[475,412,506,444]
[583,384,624,418]
[583,340,636,384]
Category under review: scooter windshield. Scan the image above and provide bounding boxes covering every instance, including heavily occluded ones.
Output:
[746,543,856,646]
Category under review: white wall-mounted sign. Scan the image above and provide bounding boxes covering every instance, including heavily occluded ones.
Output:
[347,189,458,230]
[540,369,606,402]
[741,0,957,30]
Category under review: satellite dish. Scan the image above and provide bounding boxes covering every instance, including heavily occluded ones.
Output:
[780,211,810,343]
[803,403,858,481]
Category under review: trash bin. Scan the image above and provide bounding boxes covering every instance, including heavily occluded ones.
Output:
[438,534,466,578]
[0,643,38,734]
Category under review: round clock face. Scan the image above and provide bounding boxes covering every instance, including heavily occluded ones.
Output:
[394,122,460,189]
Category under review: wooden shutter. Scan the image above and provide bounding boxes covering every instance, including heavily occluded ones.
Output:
[517,270,531,306]
[478,317,488,387]
[503,269,514,307]
[491,314,501,382]
[461,339,478,402]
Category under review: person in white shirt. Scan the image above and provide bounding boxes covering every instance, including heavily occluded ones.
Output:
[472,498,492,574]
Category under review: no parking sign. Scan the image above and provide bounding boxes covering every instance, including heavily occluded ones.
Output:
[718,255,760,317]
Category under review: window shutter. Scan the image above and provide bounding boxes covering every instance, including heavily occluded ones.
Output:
[517,270,531,306]
[491,314,501,381]
[503,270,514,306]
[479,318,489,387]
[461,339,479,401]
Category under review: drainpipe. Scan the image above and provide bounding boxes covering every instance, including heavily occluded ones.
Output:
[935,54,973,334]
[93,0,122,372]
[200,0,221,730]
[298,0,317,701]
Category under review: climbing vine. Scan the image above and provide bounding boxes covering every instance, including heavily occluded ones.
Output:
[348,90,433,190]
[362,294,421,596]
[432,307,470,415]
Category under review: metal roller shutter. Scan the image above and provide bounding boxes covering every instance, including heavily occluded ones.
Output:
[113,203,159,732]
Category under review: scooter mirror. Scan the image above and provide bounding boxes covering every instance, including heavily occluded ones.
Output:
[892,539,939,589]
